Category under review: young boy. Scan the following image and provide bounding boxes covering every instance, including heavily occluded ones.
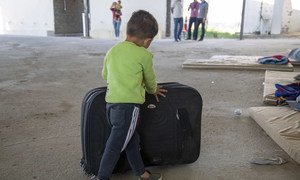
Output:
[116,0,122,11]
[93,10,167,180]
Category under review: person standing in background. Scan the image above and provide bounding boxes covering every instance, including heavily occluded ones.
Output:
[171,0,183,42]
[110,1,122,38]
[186,0,199,40]
[196,0,208,41]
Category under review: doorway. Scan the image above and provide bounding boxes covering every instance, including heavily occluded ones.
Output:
[53,0,84,36]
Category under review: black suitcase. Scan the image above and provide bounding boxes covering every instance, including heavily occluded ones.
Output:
[80,82,202,176]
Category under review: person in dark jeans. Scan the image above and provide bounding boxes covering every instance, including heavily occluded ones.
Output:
[195,0,208,41]
[186,0,199,40]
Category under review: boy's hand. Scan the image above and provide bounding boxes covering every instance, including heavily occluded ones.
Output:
[154,85,168,102]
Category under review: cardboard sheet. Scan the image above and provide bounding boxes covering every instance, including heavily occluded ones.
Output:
[248,106,300,164]
[182,55,294,71]
[263,70,300,105]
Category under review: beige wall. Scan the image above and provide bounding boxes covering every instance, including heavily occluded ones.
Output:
[271,0,300,34]
[288,0,300,33]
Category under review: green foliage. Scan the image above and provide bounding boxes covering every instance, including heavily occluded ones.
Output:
[202,29,238,39]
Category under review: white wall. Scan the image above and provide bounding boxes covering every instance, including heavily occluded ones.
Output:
[0,5,3,34]
[243,0,262,34]
[207,0,275,34]
[89,0,166,39]
[271,0,300,34]
[0,0,297,37]
[281,0,292,33]
[0,0,54,36]
[289,0,300,32]
[207,0,243,33]
[244,0,274,34]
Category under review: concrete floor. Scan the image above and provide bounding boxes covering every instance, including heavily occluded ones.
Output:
[0,36,300,180]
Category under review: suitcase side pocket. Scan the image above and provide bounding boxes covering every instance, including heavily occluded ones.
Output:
[177,108,198,163]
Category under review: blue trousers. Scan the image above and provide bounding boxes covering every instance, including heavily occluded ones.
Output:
[187,17,198,40]
[113,20,121,37]
[173,17,183,41]
[195,18,206,40]
[97,103,145,180]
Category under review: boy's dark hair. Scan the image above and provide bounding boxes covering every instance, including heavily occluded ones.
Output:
[127,10,158,39]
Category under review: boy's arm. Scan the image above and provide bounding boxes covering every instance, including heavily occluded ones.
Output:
[143,54,168,102]
[102,57,107,81]
[142,56,157,94]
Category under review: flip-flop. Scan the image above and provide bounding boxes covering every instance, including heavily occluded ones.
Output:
[294,74,300,81]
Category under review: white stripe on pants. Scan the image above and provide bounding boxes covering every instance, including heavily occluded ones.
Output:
[121,106,139,152]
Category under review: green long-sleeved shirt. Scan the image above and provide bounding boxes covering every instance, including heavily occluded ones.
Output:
[102,41,157,104]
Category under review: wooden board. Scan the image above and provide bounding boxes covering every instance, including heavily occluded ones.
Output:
[249,106,300,165]
[182,55,294,71]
